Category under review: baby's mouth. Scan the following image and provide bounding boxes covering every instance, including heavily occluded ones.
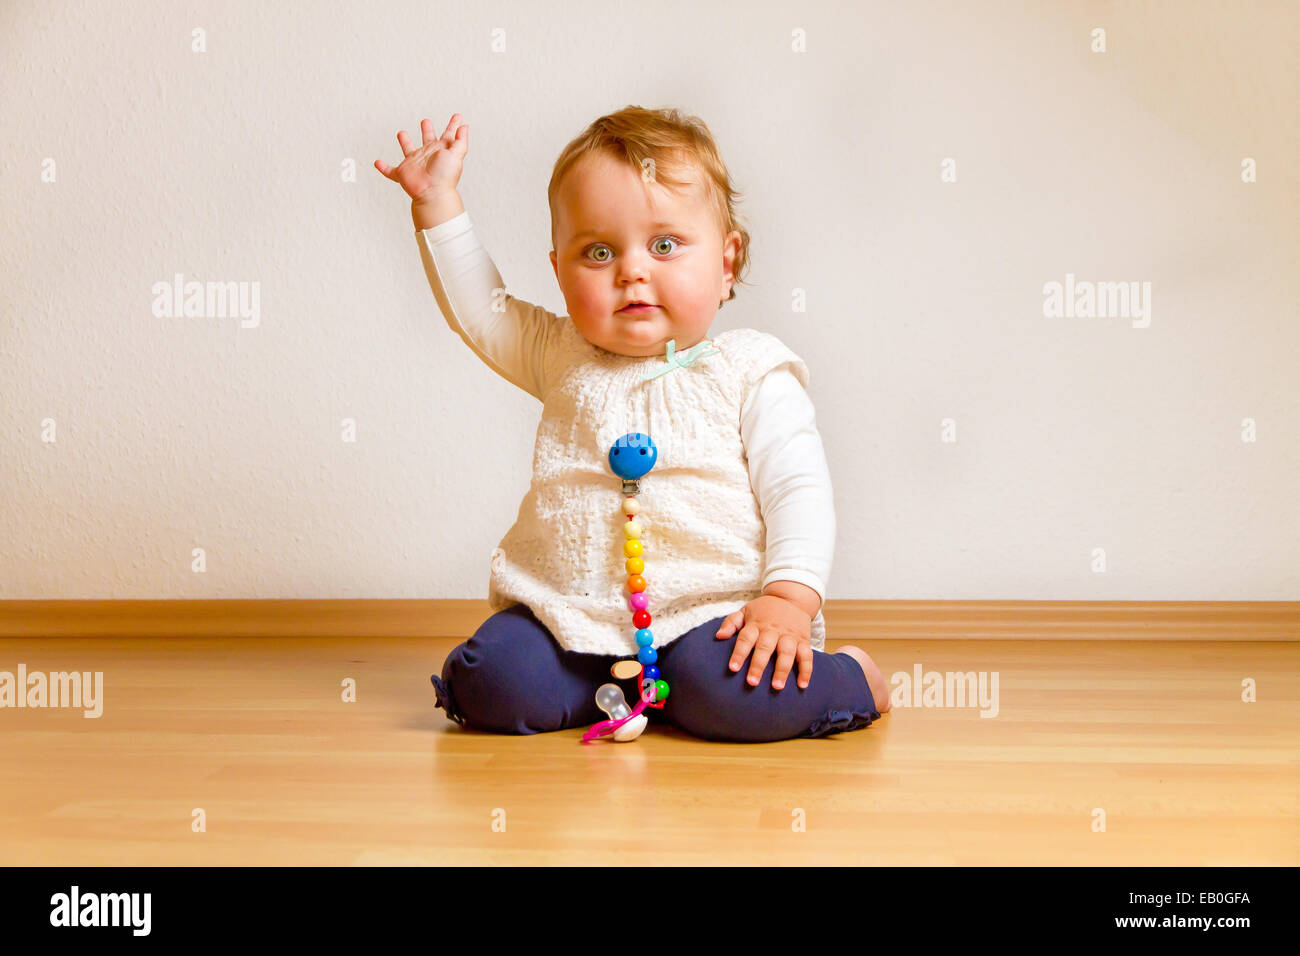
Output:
[618,303,658,315]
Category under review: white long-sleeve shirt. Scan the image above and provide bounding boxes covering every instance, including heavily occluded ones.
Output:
[417,211,836,651]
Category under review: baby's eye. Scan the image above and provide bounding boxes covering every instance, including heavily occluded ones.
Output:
[584,237,681,263]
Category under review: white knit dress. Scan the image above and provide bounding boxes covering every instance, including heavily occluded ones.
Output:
[486,318,829,656]
[417,213,835,657]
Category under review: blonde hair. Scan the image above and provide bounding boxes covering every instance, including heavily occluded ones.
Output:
[548,105,751,304]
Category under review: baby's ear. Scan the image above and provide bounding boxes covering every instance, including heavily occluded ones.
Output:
[549,249,558,280]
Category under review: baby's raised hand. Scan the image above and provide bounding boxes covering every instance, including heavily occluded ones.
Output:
[374,113,468,203]
[715,595,814,691]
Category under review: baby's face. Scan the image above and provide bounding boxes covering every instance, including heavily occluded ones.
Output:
[550,152,741,358]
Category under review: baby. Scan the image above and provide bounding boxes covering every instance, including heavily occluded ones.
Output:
[376,106,890,741]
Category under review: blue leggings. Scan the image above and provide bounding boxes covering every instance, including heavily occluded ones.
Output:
[430,603,881,742]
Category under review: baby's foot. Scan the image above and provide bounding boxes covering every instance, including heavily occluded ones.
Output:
[834,645,892,713]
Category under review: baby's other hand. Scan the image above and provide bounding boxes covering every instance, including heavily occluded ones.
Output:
[715,595,814,690]
[375,113,468,203]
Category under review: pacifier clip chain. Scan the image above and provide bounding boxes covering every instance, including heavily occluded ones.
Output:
[582,432,669,743]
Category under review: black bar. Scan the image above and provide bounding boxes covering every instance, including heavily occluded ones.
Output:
[0,866,1285,942]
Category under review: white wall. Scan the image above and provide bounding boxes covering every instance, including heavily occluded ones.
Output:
[2,0,1296,601]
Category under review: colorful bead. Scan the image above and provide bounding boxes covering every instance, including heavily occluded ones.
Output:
[608,433,658,480]
[594,434,666,743]
[610,659,642,680]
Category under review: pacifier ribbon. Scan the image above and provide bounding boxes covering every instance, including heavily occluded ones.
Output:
[641,338,720,381]
[580,682,658,743]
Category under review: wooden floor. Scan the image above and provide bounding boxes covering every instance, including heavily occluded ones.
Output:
[0,635,1296,865]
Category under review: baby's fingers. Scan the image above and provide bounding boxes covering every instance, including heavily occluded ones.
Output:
[771,640,798,690]
[795,642,814,689]
[439,113,463,142]
[727,623,758,674]
[745,628,779,686]
[715,611,743,639]
[772,637,813,690]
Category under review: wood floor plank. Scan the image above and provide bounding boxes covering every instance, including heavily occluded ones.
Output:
[0,634,1295,865]
[2,600,1296,640]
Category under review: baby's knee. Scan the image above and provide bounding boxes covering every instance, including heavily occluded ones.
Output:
[436,638,531,733]
[658,638,765,742]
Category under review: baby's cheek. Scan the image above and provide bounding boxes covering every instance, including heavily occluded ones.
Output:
[571,282,611,321]
[668,263,722,314]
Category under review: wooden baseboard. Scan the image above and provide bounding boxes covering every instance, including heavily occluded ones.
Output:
[0,600,1295,640]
